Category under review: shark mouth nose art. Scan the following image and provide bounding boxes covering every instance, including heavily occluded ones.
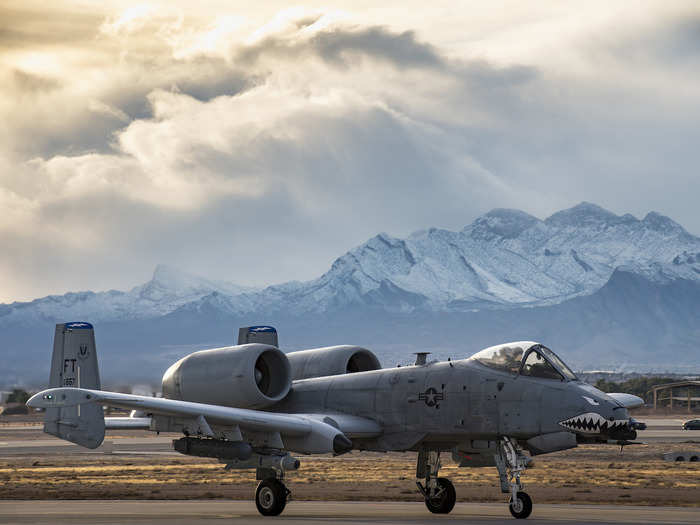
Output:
[559,412,629,434]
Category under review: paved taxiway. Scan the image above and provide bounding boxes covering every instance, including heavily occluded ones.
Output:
[1,501,698,525]
[0,435,177,455]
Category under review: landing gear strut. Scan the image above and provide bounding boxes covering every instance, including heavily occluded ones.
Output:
[495,437,532,519]
[416,449,456,514]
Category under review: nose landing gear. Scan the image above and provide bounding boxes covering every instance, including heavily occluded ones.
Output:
[416,449,457,514]
[509,490,532,519]
[496,437,533,519]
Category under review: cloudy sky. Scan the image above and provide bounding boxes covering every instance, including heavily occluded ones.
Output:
[2,1,700,302]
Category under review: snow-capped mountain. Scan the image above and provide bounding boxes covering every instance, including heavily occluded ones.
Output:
[2,202,699,384]
[1,203,699,324]
[195,202,699,315]
[0,264,256,325]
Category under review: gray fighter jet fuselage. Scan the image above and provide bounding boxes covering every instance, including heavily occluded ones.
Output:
[28,324,643,519]
[279,353,625,445]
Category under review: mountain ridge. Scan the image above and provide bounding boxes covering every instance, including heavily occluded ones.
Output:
[1,202,699,385]
[1,202,699,324]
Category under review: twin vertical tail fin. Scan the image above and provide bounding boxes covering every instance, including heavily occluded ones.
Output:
[44,322,105,448]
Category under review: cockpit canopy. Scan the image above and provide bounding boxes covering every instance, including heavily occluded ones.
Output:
[469,342,577,381]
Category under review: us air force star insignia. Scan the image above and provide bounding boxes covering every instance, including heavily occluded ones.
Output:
[418,387,444,407]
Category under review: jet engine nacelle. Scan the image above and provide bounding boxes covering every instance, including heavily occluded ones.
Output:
[161,344,291,409]
[286,345,381,381]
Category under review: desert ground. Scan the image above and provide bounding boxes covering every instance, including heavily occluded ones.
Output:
[1,414,698,506]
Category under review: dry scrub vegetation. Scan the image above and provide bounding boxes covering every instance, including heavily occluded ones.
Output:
[1,443,698,506]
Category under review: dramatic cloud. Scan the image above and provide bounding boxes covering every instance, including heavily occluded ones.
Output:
[1,1,700,301]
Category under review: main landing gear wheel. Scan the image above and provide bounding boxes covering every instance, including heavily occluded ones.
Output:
[424,477,456,514]
[509,491,532,519]
[255,478,288,516]
[416,450,456,515]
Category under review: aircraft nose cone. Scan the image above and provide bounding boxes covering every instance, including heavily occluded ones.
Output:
[333,434,353,455]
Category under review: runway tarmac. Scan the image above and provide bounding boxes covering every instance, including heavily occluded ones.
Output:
[0,435,177,455]
[0,500,697,525]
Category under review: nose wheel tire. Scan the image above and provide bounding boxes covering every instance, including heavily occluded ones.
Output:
[255,478,288,516]
[424,477,456,514]
[509,491,532,519]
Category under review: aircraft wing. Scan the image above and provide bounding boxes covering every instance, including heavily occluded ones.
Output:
[28,387,380,454]
[607,393,644,409]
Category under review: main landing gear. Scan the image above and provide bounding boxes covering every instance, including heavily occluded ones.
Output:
[225,453,297,516]
[254,458,295,516]
[416,449,456,514]
[495,437,533,519]
[255,477,290,516]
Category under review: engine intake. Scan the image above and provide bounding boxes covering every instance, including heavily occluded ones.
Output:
[162,344,291,408]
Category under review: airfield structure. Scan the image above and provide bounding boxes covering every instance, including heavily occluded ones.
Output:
[648,381,700,412]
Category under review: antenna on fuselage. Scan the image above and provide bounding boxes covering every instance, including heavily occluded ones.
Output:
[413,352,430,366]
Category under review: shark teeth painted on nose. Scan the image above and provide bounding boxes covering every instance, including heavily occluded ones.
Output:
[558,412,628,434]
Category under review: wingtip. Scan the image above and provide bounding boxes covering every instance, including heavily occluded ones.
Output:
[26,391,50,408]
[26,387,98,408]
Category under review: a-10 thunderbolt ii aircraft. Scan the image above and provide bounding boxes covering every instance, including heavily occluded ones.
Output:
[28,322,645,518]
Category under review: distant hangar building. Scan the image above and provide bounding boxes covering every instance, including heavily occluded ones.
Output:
[649,381,700,412]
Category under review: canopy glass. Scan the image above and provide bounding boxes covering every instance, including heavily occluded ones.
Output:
[469,343,577,381]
